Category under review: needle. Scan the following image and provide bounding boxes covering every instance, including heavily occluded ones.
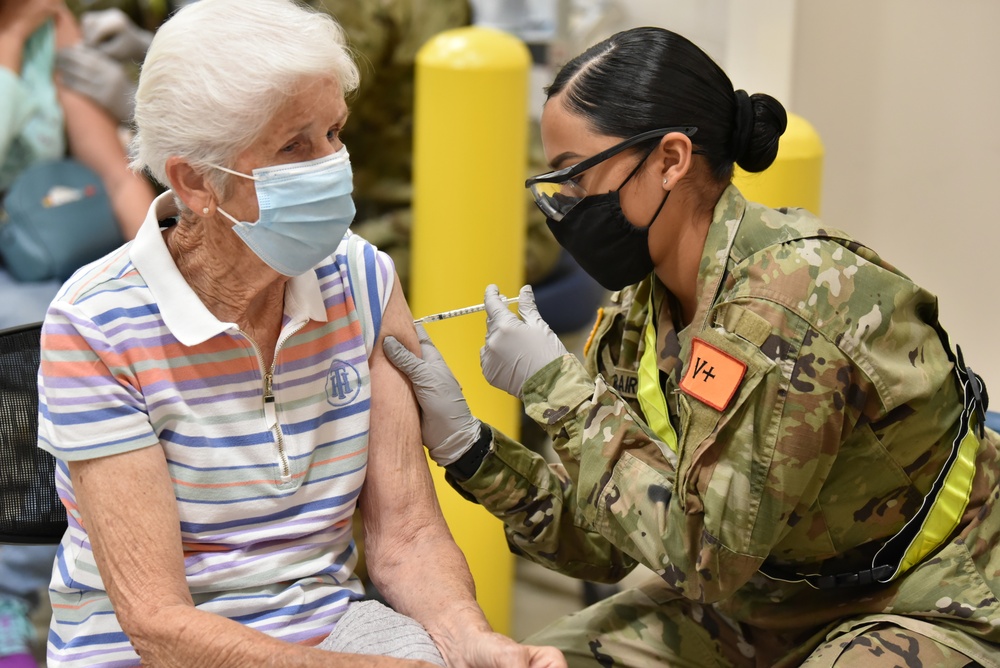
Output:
[413,297,519,324]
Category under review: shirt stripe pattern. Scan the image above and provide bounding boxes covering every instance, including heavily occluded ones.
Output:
[37,226,393,667]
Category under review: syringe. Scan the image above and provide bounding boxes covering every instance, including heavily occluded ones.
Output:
[413,297,519,324]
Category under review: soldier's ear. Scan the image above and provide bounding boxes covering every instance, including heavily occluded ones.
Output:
[657,132,693,190]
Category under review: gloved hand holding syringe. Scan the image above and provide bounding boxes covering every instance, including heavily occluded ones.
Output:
[413,296,519,324]
[387,284,570,466]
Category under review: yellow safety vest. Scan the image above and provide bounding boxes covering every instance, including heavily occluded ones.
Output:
[636,308,677,453]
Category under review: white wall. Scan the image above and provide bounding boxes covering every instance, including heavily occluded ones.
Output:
[792,1,1000,389]
[574,0,1000,389]
[591,0,795,102]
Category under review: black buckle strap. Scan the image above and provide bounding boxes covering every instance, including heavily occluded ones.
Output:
[808,565,895,590]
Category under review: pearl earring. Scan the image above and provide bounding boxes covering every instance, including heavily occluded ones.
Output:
[202,207,210,214]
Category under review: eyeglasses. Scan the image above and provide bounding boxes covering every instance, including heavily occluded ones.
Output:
[525,126,698,221]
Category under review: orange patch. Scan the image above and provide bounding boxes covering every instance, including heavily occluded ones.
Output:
[679,338,746,411]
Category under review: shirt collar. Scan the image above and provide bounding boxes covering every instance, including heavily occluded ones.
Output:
[647,184,746,373]
[689,184,746,332]
[129,191,328,347]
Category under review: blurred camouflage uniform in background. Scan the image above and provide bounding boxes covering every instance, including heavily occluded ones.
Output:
[308,0,561,295]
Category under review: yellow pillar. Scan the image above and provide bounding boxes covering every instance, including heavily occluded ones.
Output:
[411,26,530,634]
[734,112,824,215]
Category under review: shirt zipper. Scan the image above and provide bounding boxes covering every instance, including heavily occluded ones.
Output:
[239,323,305,484]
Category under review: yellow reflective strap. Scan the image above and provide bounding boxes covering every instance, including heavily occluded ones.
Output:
[636,310,678,453]
[896,413,980,575]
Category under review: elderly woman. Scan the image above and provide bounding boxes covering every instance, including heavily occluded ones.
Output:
[35,1,566,667]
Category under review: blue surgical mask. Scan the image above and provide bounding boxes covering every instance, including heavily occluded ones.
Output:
[210,147,356,276]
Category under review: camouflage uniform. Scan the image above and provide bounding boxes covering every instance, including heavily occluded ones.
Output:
[451,185,1000,666]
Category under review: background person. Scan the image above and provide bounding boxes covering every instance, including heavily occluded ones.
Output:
[35,1,565,667]
[0,0,155,331]
[385,26,1000,667]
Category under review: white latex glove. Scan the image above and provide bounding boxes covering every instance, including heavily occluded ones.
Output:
[480,284,569,398]
[56,45,136,122]
[81,8,153,62]
[383,323,483,466]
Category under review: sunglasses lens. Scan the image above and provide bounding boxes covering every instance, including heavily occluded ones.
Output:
[529,180,586,221]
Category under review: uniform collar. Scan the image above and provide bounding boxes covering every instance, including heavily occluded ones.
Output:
[129,191,328,347]
[688,184,746,333]
[646,184,746,374]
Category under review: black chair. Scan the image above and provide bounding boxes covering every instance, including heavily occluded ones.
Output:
[0,322,67,544]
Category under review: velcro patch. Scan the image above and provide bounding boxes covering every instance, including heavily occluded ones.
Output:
[609,367,639,398]
[680,338,747,411]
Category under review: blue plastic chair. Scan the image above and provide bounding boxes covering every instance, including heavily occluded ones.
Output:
[532,250,607,335]
[987,411,1000,434]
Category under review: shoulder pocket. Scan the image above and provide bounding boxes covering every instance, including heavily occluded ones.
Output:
[676,326,776,514]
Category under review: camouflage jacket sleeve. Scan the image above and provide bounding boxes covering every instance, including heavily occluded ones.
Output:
[450,355,640,583]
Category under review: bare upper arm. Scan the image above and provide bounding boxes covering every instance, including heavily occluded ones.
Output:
[372,273,420,360]
[53,2,82,50]
[361,275,443,551]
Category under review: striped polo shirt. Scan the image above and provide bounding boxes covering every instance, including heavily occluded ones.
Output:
[37,192,393,667]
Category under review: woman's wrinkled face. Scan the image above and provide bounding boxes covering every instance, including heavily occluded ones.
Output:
[219,76,349,222]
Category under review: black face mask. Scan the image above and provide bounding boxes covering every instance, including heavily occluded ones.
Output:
[546,187,670,292]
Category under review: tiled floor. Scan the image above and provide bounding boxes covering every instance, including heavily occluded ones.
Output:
[512,558,658,642]
[511,559,584,640]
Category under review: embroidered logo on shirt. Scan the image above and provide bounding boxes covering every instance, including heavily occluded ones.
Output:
[326,360,361,406]
[679,338,746,411]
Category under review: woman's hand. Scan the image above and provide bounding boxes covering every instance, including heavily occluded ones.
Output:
[480,284,569,398]
[383,323,483,466]
[440,630,567,668]
[0,0,61,42]
[0,0,62,73]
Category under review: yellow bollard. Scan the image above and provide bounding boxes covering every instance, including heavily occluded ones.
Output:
[734,112,824,215]
[411,26,530,634]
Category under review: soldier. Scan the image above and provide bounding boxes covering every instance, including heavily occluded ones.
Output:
[383,26,1000,667]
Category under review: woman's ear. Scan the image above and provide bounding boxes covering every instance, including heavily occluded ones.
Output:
[166,157,215,216]
[657,132,693,190]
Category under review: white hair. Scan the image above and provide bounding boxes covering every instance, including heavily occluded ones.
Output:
[130,0,360,193]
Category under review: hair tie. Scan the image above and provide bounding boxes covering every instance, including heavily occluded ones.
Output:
[732,89,754,162]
